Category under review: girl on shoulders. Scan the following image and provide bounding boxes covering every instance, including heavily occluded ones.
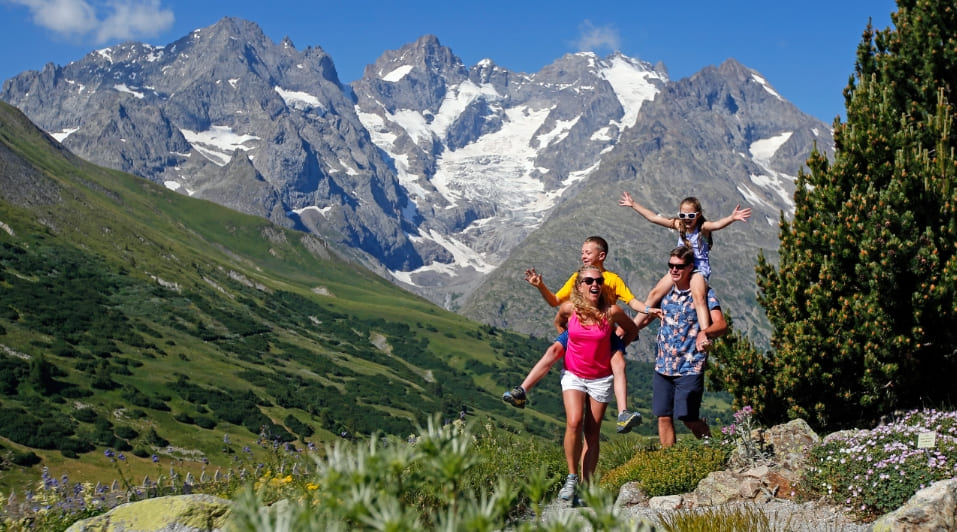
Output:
[619,193,750,344]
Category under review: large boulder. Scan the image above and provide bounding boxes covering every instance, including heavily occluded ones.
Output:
[872,478,957,532]
[65,494,231,532]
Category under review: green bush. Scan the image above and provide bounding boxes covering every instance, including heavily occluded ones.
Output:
[114,425,138,440]
[72,407,99,423]
[194,415,217,429]
[10,450,41,466]
[599,438,728,496]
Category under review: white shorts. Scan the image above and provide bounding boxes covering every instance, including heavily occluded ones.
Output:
[560,370,614,403]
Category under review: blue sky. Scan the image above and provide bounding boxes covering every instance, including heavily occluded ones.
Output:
[0,0,896,123]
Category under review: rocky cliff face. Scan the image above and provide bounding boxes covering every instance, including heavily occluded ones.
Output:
[1,17,833,342]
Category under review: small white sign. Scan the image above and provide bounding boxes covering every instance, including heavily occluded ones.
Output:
[917,432,937,449]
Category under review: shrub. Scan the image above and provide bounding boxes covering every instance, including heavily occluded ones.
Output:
[600,438,728,496]
[658,505,773,532]
[802,408,957,519]
[10,450,41,466]
[194,415,217,429]
[114,425,138,440]
[72,407,99,423]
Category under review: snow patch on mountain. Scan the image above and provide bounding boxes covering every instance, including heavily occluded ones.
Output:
[51,127,80,142]
[751,73,783,101]
[536,116,579,148]
[739,132,797,216]
[434,80,503,138]
[390,229,495,284]
[750,132,792,170]
[114,84,145,99]
[274,87,322,110]
[180,126,260,166]
[600,55,665,129]
[382,64,413,82]
[431,104,550,212]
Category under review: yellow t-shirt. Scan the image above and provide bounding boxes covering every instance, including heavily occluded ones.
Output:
[554,270,636,304]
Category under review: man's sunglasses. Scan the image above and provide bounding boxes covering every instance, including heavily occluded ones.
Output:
[667,262,692,271]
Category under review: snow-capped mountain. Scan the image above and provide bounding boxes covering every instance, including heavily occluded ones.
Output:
[0,17,833,343]
[351,34,669,304]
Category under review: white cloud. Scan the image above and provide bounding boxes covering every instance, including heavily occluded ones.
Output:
[9,0,174,43]
[573,20,621,54]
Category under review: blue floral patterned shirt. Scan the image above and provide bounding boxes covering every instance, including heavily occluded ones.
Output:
[654,285,720,376]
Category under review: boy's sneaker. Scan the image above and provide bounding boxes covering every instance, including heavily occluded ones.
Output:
[617,410,642,434]
[502,386,527,408]
[558,473,578,501]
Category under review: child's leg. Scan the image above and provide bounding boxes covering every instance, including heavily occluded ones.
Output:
[521,341,565,392]
[505,332,567,408]
[611,346,642,433]
[691,272,711,332]
[610,349,628,414]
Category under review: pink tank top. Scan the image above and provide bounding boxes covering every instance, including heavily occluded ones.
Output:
[564,312,612,379]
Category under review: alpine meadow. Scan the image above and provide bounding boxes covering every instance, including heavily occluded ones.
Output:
[3,0,957,529]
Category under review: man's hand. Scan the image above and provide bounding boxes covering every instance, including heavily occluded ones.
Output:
[696,331,713,352]
[524,268,543,287]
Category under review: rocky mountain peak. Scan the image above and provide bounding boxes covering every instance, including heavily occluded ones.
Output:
[1,19,835,342]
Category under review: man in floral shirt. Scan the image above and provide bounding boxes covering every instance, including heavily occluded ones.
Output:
[639,245,728,448]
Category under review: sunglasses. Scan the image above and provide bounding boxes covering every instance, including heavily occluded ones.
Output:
[579,276,604,286]
[667,262,692,271]
[677,212,698,220]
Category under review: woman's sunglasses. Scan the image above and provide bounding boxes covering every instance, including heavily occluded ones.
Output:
[580,277,604,285]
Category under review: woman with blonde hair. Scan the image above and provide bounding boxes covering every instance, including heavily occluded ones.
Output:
[552,264,640,502]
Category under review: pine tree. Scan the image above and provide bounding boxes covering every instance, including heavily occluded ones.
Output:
[711,1,957,430]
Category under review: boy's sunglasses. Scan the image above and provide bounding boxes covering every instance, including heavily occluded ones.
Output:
[579,277,604,286]
[677,212,698,219]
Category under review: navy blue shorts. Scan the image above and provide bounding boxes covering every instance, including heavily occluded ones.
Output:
[554,330,627,354]
[652,372,704,421]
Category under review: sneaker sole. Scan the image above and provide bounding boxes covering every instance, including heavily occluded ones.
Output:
[502,395,526,409]
[616,415,642,434]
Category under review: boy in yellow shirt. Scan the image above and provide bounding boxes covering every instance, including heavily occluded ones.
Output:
[503,236,644,433]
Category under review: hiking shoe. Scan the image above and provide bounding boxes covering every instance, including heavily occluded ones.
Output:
[558,473,578,501]
[617,410,642,434]
[502,386,527,408]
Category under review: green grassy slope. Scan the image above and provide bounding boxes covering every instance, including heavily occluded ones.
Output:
[0,100,574,490]
[0,100,730,492]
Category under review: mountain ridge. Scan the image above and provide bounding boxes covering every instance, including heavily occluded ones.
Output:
[0,17,834,346]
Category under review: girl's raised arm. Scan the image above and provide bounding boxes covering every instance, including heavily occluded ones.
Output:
[701,204,752,233]
[619,192,675,229]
